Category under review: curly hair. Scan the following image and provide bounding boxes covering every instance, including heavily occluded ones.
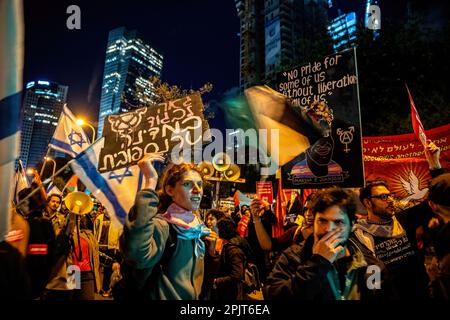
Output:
[216,217,237,240]
[157,162,203,213]
[205,209,226,222]
[310,187,356,223]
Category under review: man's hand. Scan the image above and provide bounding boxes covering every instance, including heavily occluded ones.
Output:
[250,198,269,222]
[138,153,165,190]
[424,141,441,170]
[312,229,346,264]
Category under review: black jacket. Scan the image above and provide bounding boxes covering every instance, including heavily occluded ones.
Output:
[264,234,396,301]
[213,236,251,300]
[0,241,31,299]
[26,213,56,299]
[430,222,450,300]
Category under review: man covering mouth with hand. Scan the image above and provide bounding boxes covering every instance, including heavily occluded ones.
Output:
[264,187,394,301]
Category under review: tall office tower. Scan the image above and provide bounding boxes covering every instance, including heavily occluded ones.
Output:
[235,0,328,92]
[20,80,68,169]
[97,27,163,137]
[328,12,357,52]
[235,0,266,92]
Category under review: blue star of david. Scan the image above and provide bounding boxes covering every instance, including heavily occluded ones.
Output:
[68,129,86,148]
[108,167,133,184]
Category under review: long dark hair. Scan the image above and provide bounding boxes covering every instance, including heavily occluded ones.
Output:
[157,162,203,213]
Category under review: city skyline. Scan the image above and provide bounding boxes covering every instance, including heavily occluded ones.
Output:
[97,27,163,137]
[23,0,240,127]
[19,80,67,168]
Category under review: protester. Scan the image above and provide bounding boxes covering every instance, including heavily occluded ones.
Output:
[120,154,213,300]
[293,193,315,243]
[245,200,276,282]
[17,185,55,299]
[69,215,101,300]
[264,187,393,300]
[42,194,66,235]
[0,240,31,299]
[427,173,450,300]
[355,141,443,299]
[212,216,252,300]
[43,209,101,300]
[6,206,30,257]
[200,209,226,300]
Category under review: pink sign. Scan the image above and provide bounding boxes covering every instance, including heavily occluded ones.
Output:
[256,181,274,204]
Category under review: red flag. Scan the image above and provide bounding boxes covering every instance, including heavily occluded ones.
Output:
[233,190,239,207]
[274,176,287,237]
[237,214,250,238]
[301,189,314,205]
[406,84,427,147]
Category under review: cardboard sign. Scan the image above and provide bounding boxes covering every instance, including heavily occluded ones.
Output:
[98,93,209,173]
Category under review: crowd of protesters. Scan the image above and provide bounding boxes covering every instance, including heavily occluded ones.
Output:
[1,141,449,301]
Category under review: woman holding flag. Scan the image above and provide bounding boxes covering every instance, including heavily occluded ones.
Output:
[120,154,215,300]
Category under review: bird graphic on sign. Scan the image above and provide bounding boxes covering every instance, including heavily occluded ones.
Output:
[399,170,428,202]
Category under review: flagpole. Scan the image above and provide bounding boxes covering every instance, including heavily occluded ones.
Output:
[15,160,72,212]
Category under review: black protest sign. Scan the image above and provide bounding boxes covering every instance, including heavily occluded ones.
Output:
[276,48,364,189]
[98,93,209,173]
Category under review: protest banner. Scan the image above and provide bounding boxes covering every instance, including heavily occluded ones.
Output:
[98,93,209,173]
[276,48,364,188]
[363,123,450,203]
[256,181,273,204]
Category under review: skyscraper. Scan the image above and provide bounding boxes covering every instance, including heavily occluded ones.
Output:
[97,27,163,137]
[235,0,265,91]
[235,0,329,91]
[328,12,357,52]
[20,80,68,169]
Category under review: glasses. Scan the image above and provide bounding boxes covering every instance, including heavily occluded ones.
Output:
[368,193,395,201]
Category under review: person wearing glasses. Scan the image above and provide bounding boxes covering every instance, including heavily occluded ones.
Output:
[355,141,444,299]
[265,187,394,300]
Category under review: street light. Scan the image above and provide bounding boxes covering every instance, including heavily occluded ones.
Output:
[39,156,56,178]
[27,168,39,182]
[76,118,96,143]
[44,156,56,177]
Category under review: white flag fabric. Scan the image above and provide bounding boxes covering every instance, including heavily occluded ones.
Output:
[49,104,90,157]
[0,0,24,241]
[70,138,144,228]
[46,181,62,196]
[13,159,29,203]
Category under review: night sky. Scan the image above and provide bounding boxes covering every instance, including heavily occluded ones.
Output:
[23,0,240,126]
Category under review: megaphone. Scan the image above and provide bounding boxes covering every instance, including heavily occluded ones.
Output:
[197,161,215,179]
[212,152,231,172]
[64,192,94,215]
[224,164,241,182]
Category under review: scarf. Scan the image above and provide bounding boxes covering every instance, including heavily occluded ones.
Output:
[159,203,211,258]
[353,216,405,253]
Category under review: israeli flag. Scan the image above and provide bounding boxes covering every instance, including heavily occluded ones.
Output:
[70,138,144,228]
[49,104,90,157]
[13,160,29,203]
[0,0,24,241]
[46,181,62,196]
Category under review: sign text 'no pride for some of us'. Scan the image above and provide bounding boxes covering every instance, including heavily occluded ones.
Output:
[276,48,364,189]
